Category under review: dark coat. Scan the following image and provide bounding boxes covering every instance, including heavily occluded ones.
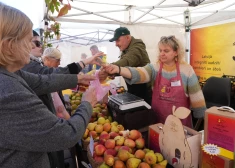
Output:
[0,68,92,168]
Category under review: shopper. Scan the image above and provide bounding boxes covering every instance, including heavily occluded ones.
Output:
[99,27,152,105]
[23,30,103,115]
[42,47,70,120]
[22,31,103,168]
[90,45,104,70]
[42,47,62,68]
[0,3,97,167]
[104,35,207,128]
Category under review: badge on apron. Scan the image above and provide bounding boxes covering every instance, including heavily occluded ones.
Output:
[171,80,181,86]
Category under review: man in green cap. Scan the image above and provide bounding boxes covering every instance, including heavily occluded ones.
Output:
[100,27,152,105]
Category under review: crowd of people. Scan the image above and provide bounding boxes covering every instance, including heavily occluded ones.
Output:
[0,2,206,168]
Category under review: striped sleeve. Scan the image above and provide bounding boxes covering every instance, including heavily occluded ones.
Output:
[124,63,157,84]
[185,65,207,118]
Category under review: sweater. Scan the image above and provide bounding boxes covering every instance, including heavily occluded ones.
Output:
[125,62,207,118]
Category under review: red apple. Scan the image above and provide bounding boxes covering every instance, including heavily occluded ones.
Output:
[99,133,110,141]
[128,130,141,140]
[104,149,118,157]
[105,139,116,149]
[124,138,136,148]
[114,145,122,151]
[89,131,97,139]
[119,146,132,153]
[103,123,111,132]
[95,144,106,156]
[109,132,119,139]
[135,149,145,159]
[93,155,104,162]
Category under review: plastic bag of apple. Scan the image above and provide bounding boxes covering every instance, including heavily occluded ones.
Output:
[86,127,168,168]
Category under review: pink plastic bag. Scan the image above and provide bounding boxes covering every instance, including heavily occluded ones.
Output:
[90,71,112,102]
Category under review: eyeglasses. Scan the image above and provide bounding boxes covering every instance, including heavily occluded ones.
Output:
[49,57,61,62]
[32,40,42,47]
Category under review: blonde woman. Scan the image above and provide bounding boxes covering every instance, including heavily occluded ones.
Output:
[104,36,206,128]
[0,3,98,167]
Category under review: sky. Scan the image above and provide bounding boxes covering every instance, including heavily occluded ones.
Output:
[1,0,45,29]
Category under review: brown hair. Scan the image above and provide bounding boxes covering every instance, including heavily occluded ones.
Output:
[0,3,33,67]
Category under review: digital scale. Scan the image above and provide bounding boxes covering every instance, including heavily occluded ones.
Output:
[108,92,151,113]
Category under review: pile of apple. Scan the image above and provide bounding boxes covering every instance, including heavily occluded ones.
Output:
[69,91,110,119]
[90,129,168,168]
[69,91,83,115]
[90,103,111,123]
[83,117,124,143]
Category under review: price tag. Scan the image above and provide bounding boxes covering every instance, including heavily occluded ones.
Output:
[89,135,94,156]
[202,144,220,155]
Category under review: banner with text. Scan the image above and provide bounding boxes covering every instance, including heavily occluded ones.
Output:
[190,22,235,81]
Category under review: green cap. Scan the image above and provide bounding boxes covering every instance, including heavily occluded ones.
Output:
[109,27,130,42]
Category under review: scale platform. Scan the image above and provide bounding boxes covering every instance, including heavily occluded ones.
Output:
[108,92,151,113]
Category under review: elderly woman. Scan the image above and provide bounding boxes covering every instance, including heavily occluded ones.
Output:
[104,36,207,128]
[0,3,98,167]
[42,47,62,68]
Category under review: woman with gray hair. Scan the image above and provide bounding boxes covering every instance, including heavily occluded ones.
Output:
[42,47,62,67]
[0,3,99,167]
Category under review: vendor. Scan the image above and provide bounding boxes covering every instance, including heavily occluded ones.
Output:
[99,27,152,105]
[103,35,207,128]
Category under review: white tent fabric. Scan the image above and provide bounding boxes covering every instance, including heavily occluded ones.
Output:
[2,0,235,66]
[49,0,235,45]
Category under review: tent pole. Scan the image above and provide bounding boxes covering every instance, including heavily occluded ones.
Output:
[59,9,128,18]
[86,32,98,45]
[71,6,127,24]
[132,0,166,24]
[73,0,130,7]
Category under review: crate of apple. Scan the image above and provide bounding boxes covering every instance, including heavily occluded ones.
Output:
[87,129,168,168]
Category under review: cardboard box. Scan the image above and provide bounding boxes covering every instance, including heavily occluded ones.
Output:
[148,123,202,167]
[201,150,234,168]
[202,106,235,168]
[204,107,235,152]
[148,123,163,153]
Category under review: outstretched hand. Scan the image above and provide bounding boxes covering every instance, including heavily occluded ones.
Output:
[77,74,96,85]
[83,52,104,66]
[103,64,119,74]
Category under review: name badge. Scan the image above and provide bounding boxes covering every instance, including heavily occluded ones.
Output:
[171,80,181,86]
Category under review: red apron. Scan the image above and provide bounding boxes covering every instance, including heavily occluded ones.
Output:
[151,62,193,128]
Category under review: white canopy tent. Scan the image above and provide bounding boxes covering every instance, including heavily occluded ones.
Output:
[2,0,235,65]
[48,0,235,45]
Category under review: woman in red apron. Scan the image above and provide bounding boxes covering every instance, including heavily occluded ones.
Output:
[151,62,192,127]
[104,36,206,129]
